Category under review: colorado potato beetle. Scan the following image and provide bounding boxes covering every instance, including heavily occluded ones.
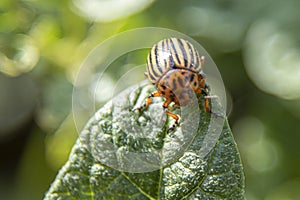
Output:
[138,38,212,131]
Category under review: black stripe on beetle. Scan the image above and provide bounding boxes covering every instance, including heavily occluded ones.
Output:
[155,44,164,74]
[169,38,181,67]
[171,38,184,66]
[166,39,175,68]
[194,50,200,71]
[186,41,195,68]
[177,39,188,67]
[149,47,161,80]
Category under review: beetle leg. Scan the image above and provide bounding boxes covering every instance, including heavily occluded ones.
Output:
[165,110,179,125]
[166,110,180,133]
[201,89,211,113]
[204,96,210,113]
[198,74,206,89]
[162,98,180,132]
[133,91,162,111]
[196,86,223,117]
[195,86,211,113]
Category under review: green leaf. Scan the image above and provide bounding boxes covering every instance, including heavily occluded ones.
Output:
[44,83,245,200]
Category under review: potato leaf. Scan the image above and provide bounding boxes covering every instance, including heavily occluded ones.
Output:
[44,83,245,200]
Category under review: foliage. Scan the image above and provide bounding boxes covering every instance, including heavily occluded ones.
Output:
[44,83,244,199]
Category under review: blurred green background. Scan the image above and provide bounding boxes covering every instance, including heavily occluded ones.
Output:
[1,0,300,199]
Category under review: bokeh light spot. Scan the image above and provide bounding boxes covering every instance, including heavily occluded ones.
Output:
[244,19,300,100]
[234,117,279,172]
[72,0,155,22]
[92,73,115,103]
[0,35,39,76]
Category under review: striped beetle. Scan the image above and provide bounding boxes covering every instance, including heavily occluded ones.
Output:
[137,38,211,131]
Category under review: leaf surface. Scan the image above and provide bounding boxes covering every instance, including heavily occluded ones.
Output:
[44,83,245,200]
